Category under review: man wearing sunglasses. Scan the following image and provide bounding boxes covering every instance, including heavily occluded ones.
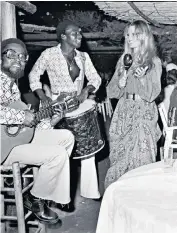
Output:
[0,38,75,225]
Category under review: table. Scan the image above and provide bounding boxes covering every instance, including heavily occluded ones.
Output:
[96,161,177,233]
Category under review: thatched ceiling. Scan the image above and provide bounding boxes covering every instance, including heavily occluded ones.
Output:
[10,1,176,59]
[94,2,177,25]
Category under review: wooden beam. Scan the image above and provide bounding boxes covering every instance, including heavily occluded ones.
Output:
[22,32,111,41]
[7,1,37,14]
[83,33,110,39]
[20,23,56,33]
[128,2,162,28]
[90,51,122,54]
[25,41,58,47]
[1,1,16,40]
[26,45,123,55]
[23,33,57,41]
[27,46,123,54]
[20,23,177,41]
[25,41,123,51]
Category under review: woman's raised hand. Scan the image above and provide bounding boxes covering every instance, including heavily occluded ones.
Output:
[134,66,148,78]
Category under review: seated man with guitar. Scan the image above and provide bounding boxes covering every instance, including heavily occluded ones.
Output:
[0,38,75,225]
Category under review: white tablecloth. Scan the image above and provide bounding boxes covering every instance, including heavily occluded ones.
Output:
[96,161,177,233]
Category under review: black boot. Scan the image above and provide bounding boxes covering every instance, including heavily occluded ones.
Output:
[24,192,61,225]
[57,202,75,212]
[48,201,75,213]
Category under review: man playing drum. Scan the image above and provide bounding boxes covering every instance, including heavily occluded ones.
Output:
[29,20,102,203]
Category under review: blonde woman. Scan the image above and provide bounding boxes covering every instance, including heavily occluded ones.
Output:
[105,20,162,188]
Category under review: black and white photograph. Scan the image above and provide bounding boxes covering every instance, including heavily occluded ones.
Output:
[1,1,177,233]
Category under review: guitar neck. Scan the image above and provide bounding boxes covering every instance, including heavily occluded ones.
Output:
[33,97,79,123]
[34,102,64,122]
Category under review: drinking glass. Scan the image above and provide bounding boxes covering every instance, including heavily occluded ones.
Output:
[164,147,174,172]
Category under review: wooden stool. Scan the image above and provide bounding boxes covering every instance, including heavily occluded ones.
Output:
[158,103,177,160]
[97,98,113,122]
[0,162,46,233]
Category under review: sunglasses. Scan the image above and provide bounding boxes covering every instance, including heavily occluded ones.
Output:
[2,49,29,62]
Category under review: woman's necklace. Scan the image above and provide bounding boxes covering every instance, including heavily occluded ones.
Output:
[61,50,75,71]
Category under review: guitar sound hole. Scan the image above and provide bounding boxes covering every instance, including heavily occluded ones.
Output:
[5,125,22,137]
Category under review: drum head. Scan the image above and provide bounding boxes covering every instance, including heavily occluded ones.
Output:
[65,99,96,118]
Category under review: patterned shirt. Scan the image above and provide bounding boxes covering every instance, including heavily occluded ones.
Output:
[29,44,101,95]
[0,71,54,130]
[0,71,25,125]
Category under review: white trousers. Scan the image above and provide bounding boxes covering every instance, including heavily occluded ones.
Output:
[4,129,74,204]
[50,93,100,199]
[80,156,100,199]
[38,90,101,199]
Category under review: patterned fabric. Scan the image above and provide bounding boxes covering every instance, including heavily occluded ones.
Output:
[0,71,54,129]
[105,56,162,189]
[107,56,162,102]
[29,44,101,95]
[35,118,53,130]
[0,71,25,124]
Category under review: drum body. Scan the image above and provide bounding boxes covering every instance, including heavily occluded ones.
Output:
[57,99,104,159]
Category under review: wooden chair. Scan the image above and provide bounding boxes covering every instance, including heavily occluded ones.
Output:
[97,98,113,122]
[158,103,177,160]
[0,162,46,233]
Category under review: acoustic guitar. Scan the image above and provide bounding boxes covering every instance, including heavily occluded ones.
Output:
[1,97,79,163]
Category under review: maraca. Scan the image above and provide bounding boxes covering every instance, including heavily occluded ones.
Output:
[118,54,133,88]
[123,54,133,71]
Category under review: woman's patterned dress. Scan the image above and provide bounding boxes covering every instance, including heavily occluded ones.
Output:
[105,56,162,188]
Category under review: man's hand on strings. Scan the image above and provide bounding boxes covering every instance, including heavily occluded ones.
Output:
[50,105,64,127]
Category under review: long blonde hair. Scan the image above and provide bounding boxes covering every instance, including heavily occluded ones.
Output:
[123,20,157,71]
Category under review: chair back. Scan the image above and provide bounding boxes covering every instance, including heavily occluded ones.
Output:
[158,103,169,131]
